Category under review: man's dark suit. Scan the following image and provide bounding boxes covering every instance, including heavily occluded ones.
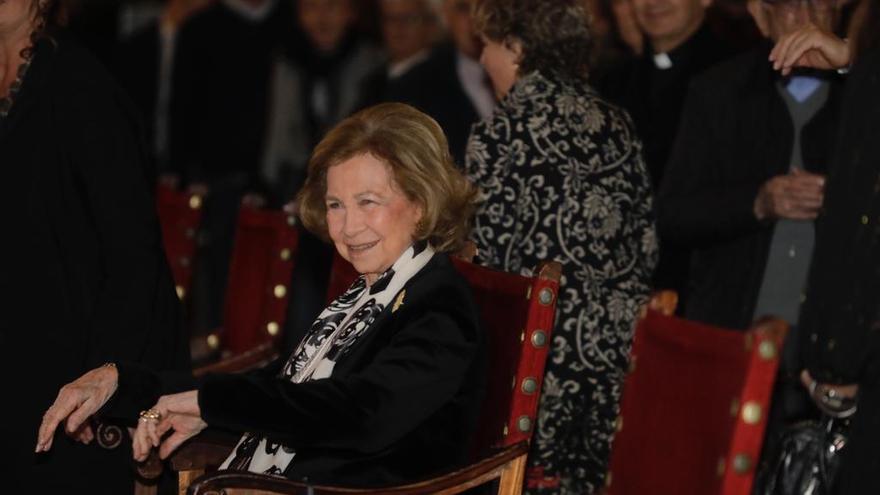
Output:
[658,43,843,331]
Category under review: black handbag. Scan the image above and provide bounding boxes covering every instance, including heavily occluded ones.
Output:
[754,416,850,495]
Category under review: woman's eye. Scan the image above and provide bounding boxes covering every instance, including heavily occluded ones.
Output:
[326,202,341,210]
[358,199,376,207]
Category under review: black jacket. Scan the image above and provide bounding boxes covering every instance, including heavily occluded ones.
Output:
[797,46,880,495]
[112,253,487,487]
[0,36,187,494]
[658,44,843,330]
[386,43,482,168]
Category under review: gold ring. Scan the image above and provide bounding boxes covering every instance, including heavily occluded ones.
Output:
[139,409,161,422]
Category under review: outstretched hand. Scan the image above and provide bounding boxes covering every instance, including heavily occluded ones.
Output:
[36,365,119,453]
[770,24,851,76]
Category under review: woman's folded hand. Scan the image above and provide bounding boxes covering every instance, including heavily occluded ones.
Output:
[132,390,208,462]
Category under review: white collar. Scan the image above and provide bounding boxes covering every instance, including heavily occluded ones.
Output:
[457,51,495,120]
[652,52,673,70]
[388,50,429,79]
[221,0,277,22]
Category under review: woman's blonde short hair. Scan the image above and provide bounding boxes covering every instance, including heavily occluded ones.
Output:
[297,103,478,253]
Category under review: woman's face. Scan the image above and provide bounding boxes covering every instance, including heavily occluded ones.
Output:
[325,153,423,285]
[479,37,521,100]
[0,0,35,39]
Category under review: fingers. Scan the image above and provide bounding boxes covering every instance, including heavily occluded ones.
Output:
[159,430,194,460]
[70,423,94,445]
[132,422,153,462]
[37,392,82,452]
[65,395,99,434]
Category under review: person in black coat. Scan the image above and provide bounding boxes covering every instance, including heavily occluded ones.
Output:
[657,0,845,332]
[0,3,188,494]
[769,1,880,491]
[37,103,487,488]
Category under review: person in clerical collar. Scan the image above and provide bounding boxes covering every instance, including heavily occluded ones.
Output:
[656,0,845,466]
[598,0,735,309]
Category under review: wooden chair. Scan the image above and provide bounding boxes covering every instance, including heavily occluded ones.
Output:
[155,176,205,301]
[171,256,563,495]
[197,198,300,367]
[604,309,788,495]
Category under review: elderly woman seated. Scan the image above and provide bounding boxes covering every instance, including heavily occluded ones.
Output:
[36,103,486,487]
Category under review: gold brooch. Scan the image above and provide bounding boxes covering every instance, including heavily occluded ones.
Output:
[392,290,406,313]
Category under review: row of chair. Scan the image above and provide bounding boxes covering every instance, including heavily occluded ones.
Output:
[153,181,787,495]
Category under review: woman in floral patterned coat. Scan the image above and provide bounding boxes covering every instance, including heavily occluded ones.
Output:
[467,1,657,493]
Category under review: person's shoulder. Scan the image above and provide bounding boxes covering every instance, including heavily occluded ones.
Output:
[689,45,768,95]
[47,35,124,97]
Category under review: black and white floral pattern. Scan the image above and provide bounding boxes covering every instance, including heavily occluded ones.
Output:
[467,71,657,494]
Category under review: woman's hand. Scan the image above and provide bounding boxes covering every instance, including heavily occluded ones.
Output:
[132,390,207,461]
[801,370,859,417]
[770,24,851,76]
[36,364,119,452]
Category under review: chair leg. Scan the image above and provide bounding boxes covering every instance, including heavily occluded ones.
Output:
[134,479,158,495]
[497,454,527,495]
[179,469,205,495]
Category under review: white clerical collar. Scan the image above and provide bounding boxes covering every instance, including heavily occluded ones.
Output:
[653,52,673,70]
[457,51,495,120]
[388,50,429,79]
[222,0,277,22]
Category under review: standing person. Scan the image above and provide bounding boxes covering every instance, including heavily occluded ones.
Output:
[168,0,293,338]
[0,1,188,493]
[770,1,880,492]
[599,0,735,300]
[467,1,657,493]
[357,0,439,109]
[390,0,494,166]
[658,0,845,449]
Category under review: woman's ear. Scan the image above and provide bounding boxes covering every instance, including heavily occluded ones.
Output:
[505,38,524,67]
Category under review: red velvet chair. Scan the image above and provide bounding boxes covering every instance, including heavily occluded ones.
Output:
[155,177,205,301]
[197,199,300,366]
[171,256,563,495]
[605,311,788,495]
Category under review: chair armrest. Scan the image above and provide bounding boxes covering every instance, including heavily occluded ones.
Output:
[188,441,529,495]
[194,342,279,377]
[169,429,242,473]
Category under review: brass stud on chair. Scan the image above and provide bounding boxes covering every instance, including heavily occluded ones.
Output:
[732,453,752,474]
[741,402,762,425]
[628,356,637,374]
[522,377,538,395]
[517,416,532,433]
[716,457,726,477]
[286,215,296,227]
[503,425,509,437]
[188,195,202,210]
[730,398,741,418]
[538,288,555,306]
[274,285,287,298]
[280,248,291,261]
[615,416,624,433]
[531,330,547,348]
[758,340,777,360]
[175,285,186,300]
[267,321,280,336]
[206,334,220,350]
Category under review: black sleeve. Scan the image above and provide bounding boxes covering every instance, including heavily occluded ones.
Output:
[99,362,197,424]
[198,306,480,454]
[657,82,765,248]
[56,73,176,371]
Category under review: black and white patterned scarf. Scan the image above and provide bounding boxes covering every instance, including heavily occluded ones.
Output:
[219,242,435,475]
